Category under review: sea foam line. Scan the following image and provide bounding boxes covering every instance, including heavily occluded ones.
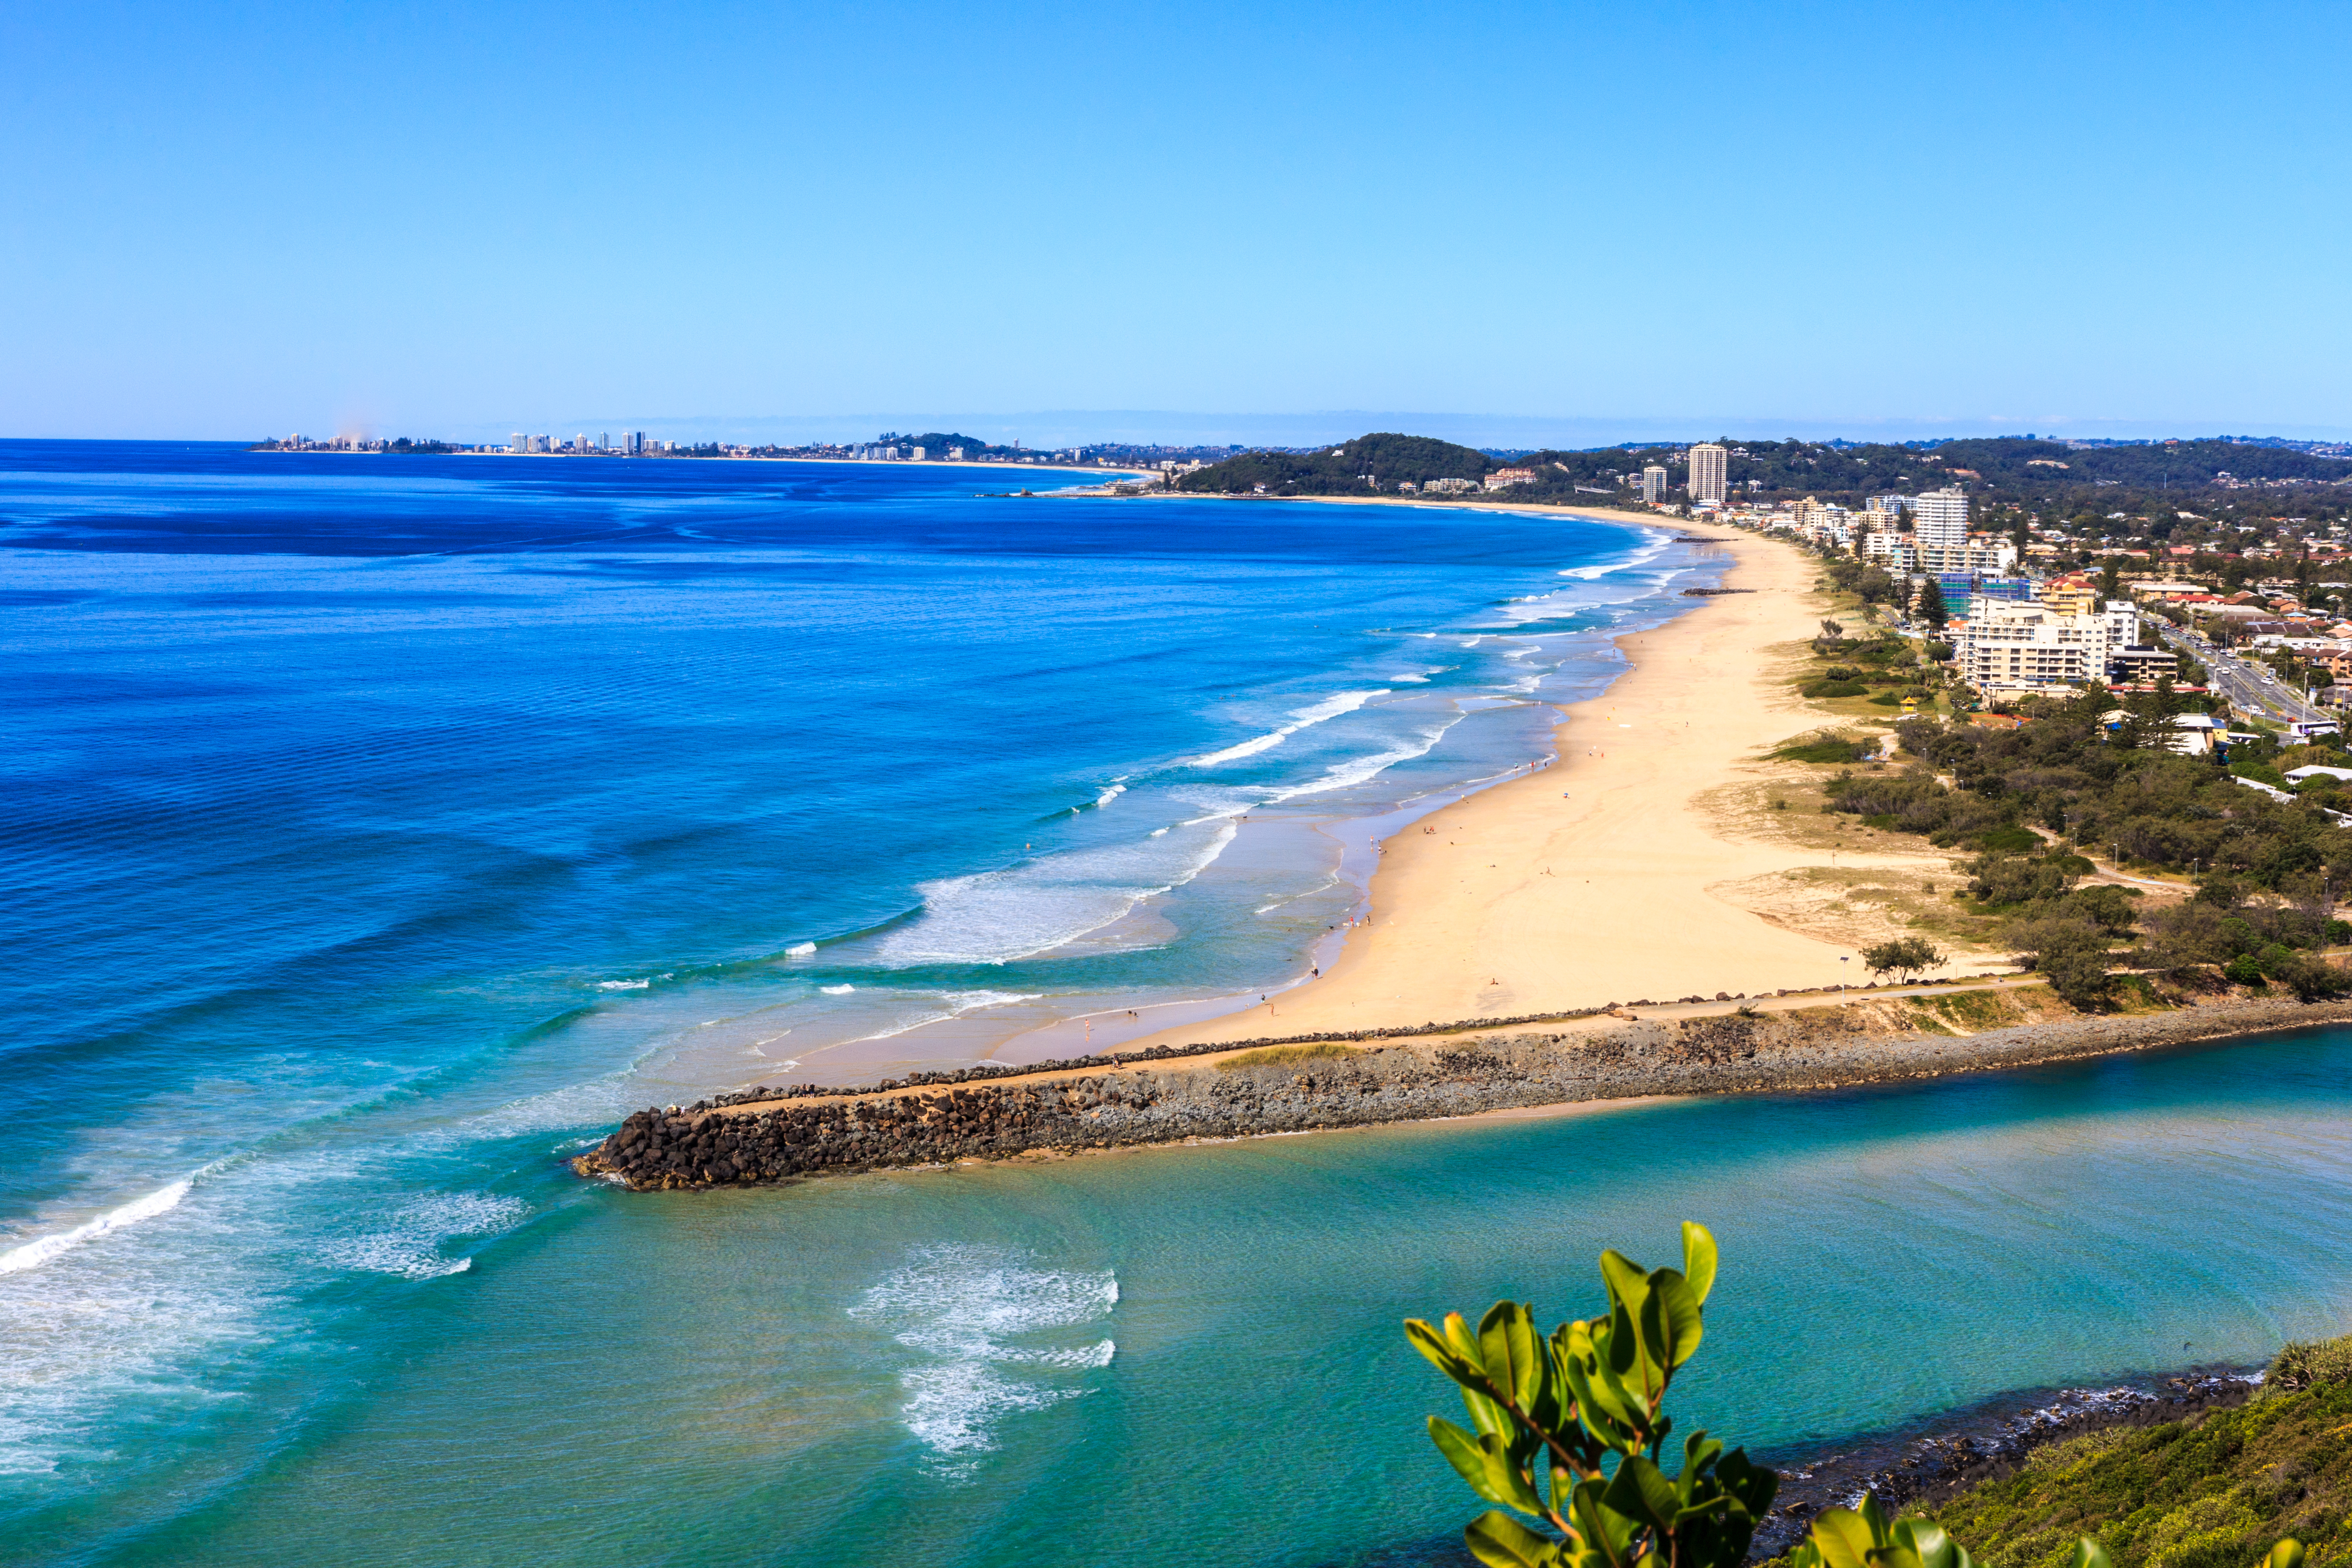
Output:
[1186,689,1387,767]
[0,1178,194,1276]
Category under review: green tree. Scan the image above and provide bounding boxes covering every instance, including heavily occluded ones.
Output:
[2008,917,2113,1009]
[1861,936,1946,982]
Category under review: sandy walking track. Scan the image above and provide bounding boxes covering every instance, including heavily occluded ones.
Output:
[1112,524,1971,1049]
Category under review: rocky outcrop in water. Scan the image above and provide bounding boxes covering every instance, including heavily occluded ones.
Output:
[570,993,2352,1191]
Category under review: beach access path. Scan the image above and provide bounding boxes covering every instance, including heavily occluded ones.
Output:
[1100,523,1983,1052]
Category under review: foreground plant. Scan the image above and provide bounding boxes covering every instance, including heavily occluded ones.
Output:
[1404,1223,1772,1568]
[1408,1225,2311,1568]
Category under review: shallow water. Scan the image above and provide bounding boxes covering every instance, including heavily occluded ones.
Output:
[9,444,2349,1566]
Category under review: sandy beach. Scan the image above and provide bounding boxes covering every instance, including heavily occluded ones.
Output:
[1101,520,1975,1050]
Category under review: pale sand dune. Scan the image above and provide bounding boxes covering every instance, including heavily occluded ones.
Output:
[1120,525,1982,1048]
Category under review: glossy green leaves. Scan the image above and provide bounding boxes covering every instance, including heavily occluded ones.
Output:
[1404,1224,1773,1568]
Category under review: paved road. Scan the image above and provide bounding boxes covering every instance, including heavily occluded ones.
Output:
[2156,622,2334,730]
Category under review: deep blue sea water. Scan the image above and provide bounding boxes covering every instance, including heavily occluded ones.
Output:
[7,443,2352,1567]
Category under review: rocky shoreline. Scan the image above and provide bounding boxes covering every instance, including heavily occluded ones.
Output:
[1749,1371,2260,1558]
[569,992,2352,1192]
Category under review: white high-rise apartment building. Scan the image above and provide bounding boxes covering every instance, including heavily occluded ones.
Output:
[1641,465,1667,503]
[511,432,525,453]
[1914,486,1970,549]
[1953,600,2130,693]
[1686,443,1728,504]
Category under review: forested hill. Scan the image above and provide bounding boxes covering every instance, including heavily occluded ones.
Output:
[1172,433,1494,496]
[1172,432,2352,523]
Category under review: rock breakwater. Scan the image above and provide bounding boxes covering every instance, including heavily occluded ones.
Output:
[570,992,2352,1191]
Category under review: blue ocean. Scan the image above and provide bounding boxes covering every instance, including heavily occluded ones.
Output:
[7,443,2352,1567]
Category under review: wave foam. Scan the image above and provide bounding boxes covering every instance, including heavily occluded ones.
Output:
[874,819,1236,965]
[1260,717,1462,803]
[0,1178,192,1276]
[784,941,818,957]
[820,984,856,995]
[851,1245,1117,1479]
[1186,689,1387,767]
[324,1191,530,1280]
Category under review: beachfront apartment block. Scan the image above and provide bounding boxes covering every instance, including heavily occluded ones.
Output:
[1952,598,2140,697]
[1642,465,1667,503]
[1687,444,1728,504]
[1863,535,2019,575]
[1914,487,1970,550]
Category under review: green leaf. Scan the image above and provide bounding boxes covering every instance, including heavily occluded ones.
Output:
[1602,1455,1681,1533]
[1809,1507,1880,1568]
[1715,1448,1780,1518]
[1429,1417,1546,1515]
[1480,1301,1546,1412]
[1406,1316,1485,1388]
[1641,1273,1705,1370]
[2267,1543,2307,1568]
[1461,1384,1511,1441]
[2068,1540,2114,1568]
[1681,1221,1719,1304]
[1465,1509,1566,1568]
[1896,1519,1954,1568]
[1568,1480,1639,1568]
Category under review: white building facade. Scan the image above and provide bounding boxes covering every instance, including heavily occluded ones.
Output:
[1914,487,1970,550]
[1687,443,1728,504]
[1953,599,2131,694]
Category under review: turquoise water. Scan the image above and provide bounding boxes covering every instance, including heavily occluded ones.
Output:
[27,1029,2352,1567]
[8,444,2352,1566]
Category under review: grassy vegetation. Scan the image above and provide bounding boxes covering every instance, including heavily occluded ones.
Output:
[1929,1366,2352,1568]
[1215,1042,1361,1071]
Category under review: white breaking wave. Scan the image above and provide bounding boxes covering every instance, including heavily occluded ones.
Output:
[1186,688,1387,767]
[851,1245,1117,1480]
[821,984,856,995]
[873,818,1237,965]
[323,1191,530,1280]
[0,1178,193,1276]
[849,990,1045,1045]
[784,941,818,956]
[598,978,650,990]
[1094,782,1127,807]
[1259,718,1463,803]
[1557,531,1674,581]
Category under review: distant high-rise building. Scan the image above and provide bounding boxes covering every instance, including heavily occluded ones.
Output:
[622,431,643,455]
[598,432,609,451]
[576,433,589,452]
[1914,486,1970,549]
[511,431,525,453]
[1686,443,1728,504]
[1641,465,1667,504]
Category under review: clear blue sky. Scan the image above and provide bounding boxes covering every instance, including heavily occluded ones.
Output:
[5,1,2347,446]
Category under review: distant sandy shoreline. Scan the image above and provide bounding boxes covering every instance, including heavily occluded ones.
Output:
[1089,522,1984,1055]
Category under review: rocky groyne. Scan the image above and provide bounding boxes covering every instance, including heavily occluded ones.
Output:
[570,992,2352,1192]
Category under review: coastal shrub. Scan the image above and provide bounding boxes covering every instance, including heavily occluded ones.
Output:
[1402,1227,2263,1568]
[1404,1224,1777,1568]
[1215,1043,1360,1071]
[1803,680,1871,700]
[2267,1333,2352,1391]
[1774,735,1875,765]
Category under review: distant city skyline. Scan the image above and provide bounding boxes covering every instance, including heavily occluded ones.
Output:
[5,0,2348,441]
